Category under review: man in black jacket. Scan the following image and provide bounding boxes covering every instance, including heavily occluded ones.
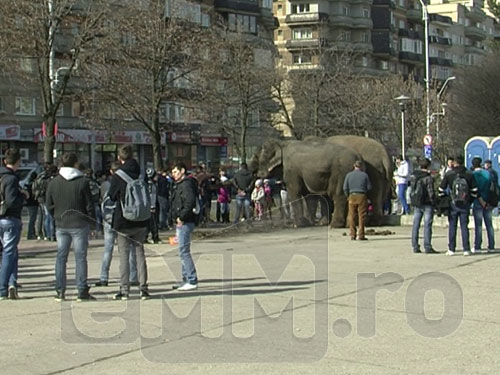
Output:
[170,162,198,291]
[439,155,478,256]
[0,149,27,300]
[108,145,150,300]
[232,162,254,224]
[46,153,95,301]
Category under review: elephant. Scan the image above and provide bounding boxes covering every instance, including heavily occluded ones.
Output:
[305,135,393,225]
[249,139,362,228]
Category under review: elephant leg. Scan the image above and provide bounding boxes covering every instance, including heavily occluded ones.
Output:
[331,194,347,228]
[287,186,308,227]
[368,186,385,226]
[305,195,319,224]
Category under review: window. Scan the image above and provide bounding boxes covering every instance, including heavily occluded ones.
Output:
[343,6,349,16]
[262,0,272,8]
[291,3,310,14]
[361,32,369,43]
[19,58,33,73]
[292,53,312,64]
[363,9,370,18]
[15,97,35,115]
[277,4,283,11]
[341,31,351,41]
[361,56,368,66]
[380,61,389,70]
[399,20,405,29]
[398,0,405,7]
[247,109,260,127]
[390,12,396,26]
[293,28,312,39]
[160,102,185,122]
[228,13,257,33]
[71,101,81,117]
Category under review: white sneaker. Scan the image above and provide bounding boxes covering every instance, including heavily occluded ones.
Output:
[488,248,495,253]
[471,248,481,254]
[463,251,472,256]
[177,283,197,291]
[446,250,456,256]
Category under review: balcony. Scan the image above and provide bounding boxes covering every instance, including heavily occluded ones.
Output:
[399,51,424,64]
[285,12,329,25]
[214,0,259,15]
[429,57,453,66]
[285,38,327,50]
[465,44,486,55]
[429,13,453,27]
[398,28,423,40]
[351,0,373,4]
[372,0,396,8]
[465,6,486,23]
[329,15,353,28]
[352,17,373,29]
[407,8,422,22]
[465,25,487,41]
[429,35,452,46]
[372,31,398,56]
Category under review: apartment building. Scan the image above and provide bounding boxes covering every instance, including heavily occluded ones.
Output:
[0,0,277,170]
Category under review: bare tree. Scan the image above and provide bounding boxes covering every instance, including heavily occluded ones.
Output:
[1,0,110,163]
[201,31,278,164]
[92,0,209,169]
[448,51,500,148]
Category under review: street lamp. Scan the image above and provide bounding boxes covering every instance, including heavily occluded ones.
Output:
[394,95,411,160]
[433,76,456,144]
[417,0,431,138]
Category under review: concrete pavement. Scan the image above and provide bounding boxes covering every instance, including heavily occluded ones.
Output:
[2,221,500,374]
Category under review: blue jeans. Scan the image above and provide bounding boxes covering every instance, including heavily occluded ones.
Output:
[397,183,409,214]
[411,205,434,251]
[26,205,38,239]
[448,203,470,252]
[43,204,55,239]
[55,226,90,293]
[158,196,169,228]
[94,203,103,232]
[473,205,495,250]
[100,222,138,282]
[234,195,251,223]
[0,217,22,296]
[176,222,197,284]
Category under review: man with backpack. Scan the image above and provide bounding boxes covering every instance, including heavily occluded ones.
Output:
[170,162,198,291]
[107,145,151,300]
[439,155,478,256]
[410,158,438,254]
[46,153,95,301]
[471,157,495,253]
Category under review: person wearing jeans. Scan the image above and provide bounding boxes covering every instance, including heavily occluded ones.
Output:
[471,157,495,253]
[410,158,437,254]
[394,155,410,214]
[0,148,26,300]
[170,162,198,291]
[232,163,254,223]
[46,153,95,301]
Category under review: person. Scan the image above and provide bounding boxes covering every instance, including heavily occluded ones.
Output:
[263,179,274,220]
[85,168,102,235]
[46,153,95,301]
[277,180,292,223]
[157,168,171,230]
[33,164,57,241]
[410,158,438,254]
[194,163,212,225]
[108,145,150,300]
[145,168,161,244]
[440,157,454,180]
[232,162,254,223]
[216,168,231,223]
[471,157,495,253]
[484,159,499,186]
[439,155,478,256]
[0,149,27,300]
[343,160,372,241]
[24,172,39,240]
[170,162,198,291]
[394,155,410,214]
[251,179,265,221]
[95,162,139,287]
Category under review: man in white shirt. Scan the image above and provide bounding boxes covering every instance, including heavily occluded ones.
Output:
[395,155,410,214]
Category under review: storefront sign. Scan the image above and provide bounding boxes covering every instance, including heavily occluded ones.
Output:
[168,132,193,143]
[200,136,228,146]
[34,128,165,145]
[0,125,21,140]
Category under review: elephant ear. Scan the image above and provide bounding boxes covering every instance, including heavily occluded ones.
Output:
[262,140,283,173]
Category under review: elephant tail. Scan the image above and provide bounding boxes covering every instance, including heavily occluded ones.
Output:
[383,154,394,191]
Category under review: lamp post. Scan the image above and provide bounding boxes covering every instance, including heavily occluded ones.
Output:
[417,0,431,138]
[394,95,411,160]
[434,76,456,144]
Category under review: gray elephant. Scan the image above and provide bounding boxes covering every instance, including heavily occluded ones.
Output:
[306,135,392,225]
[250,139,362,228]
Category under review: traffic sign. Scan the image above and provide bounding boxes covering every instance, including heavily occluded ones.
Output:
[423,134,433,146]
[424,145,432,159]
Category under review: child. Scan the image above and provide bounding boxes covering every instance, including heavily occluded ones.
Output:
[217,169,231,223]
[251,179,265,221]
[263,179,273,220]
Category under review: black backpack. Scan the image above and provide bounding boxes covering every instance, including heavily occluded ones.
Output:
[32,173,49,202]
[0,176,7,216]
[410,176,425,207]
[451,174,470,207]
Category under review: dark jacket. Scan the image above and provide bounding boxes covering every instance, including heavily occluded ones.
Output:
[170,175,198,224]
[108,159,149,230]
[233,168,254,194]
[439,165,478,204]
[157,176,171,199]
[46,167,94,228]
[410,169,435,207]
[0,166,25,219]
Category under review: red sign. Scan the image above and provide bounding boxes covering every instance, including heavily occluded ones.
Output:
[200,136,228,146]
[0,125,21,140]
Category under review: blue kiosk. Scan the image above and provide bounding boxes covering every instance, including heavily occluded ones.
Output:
[464,136,493,169]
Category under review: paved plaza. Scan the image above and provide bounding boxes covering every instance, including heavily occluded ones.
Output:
[2,221,500,374]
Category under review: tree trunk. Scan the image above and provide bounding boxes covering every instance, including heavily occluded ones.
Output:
[43,115,56,164]
[151,114,163,170]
